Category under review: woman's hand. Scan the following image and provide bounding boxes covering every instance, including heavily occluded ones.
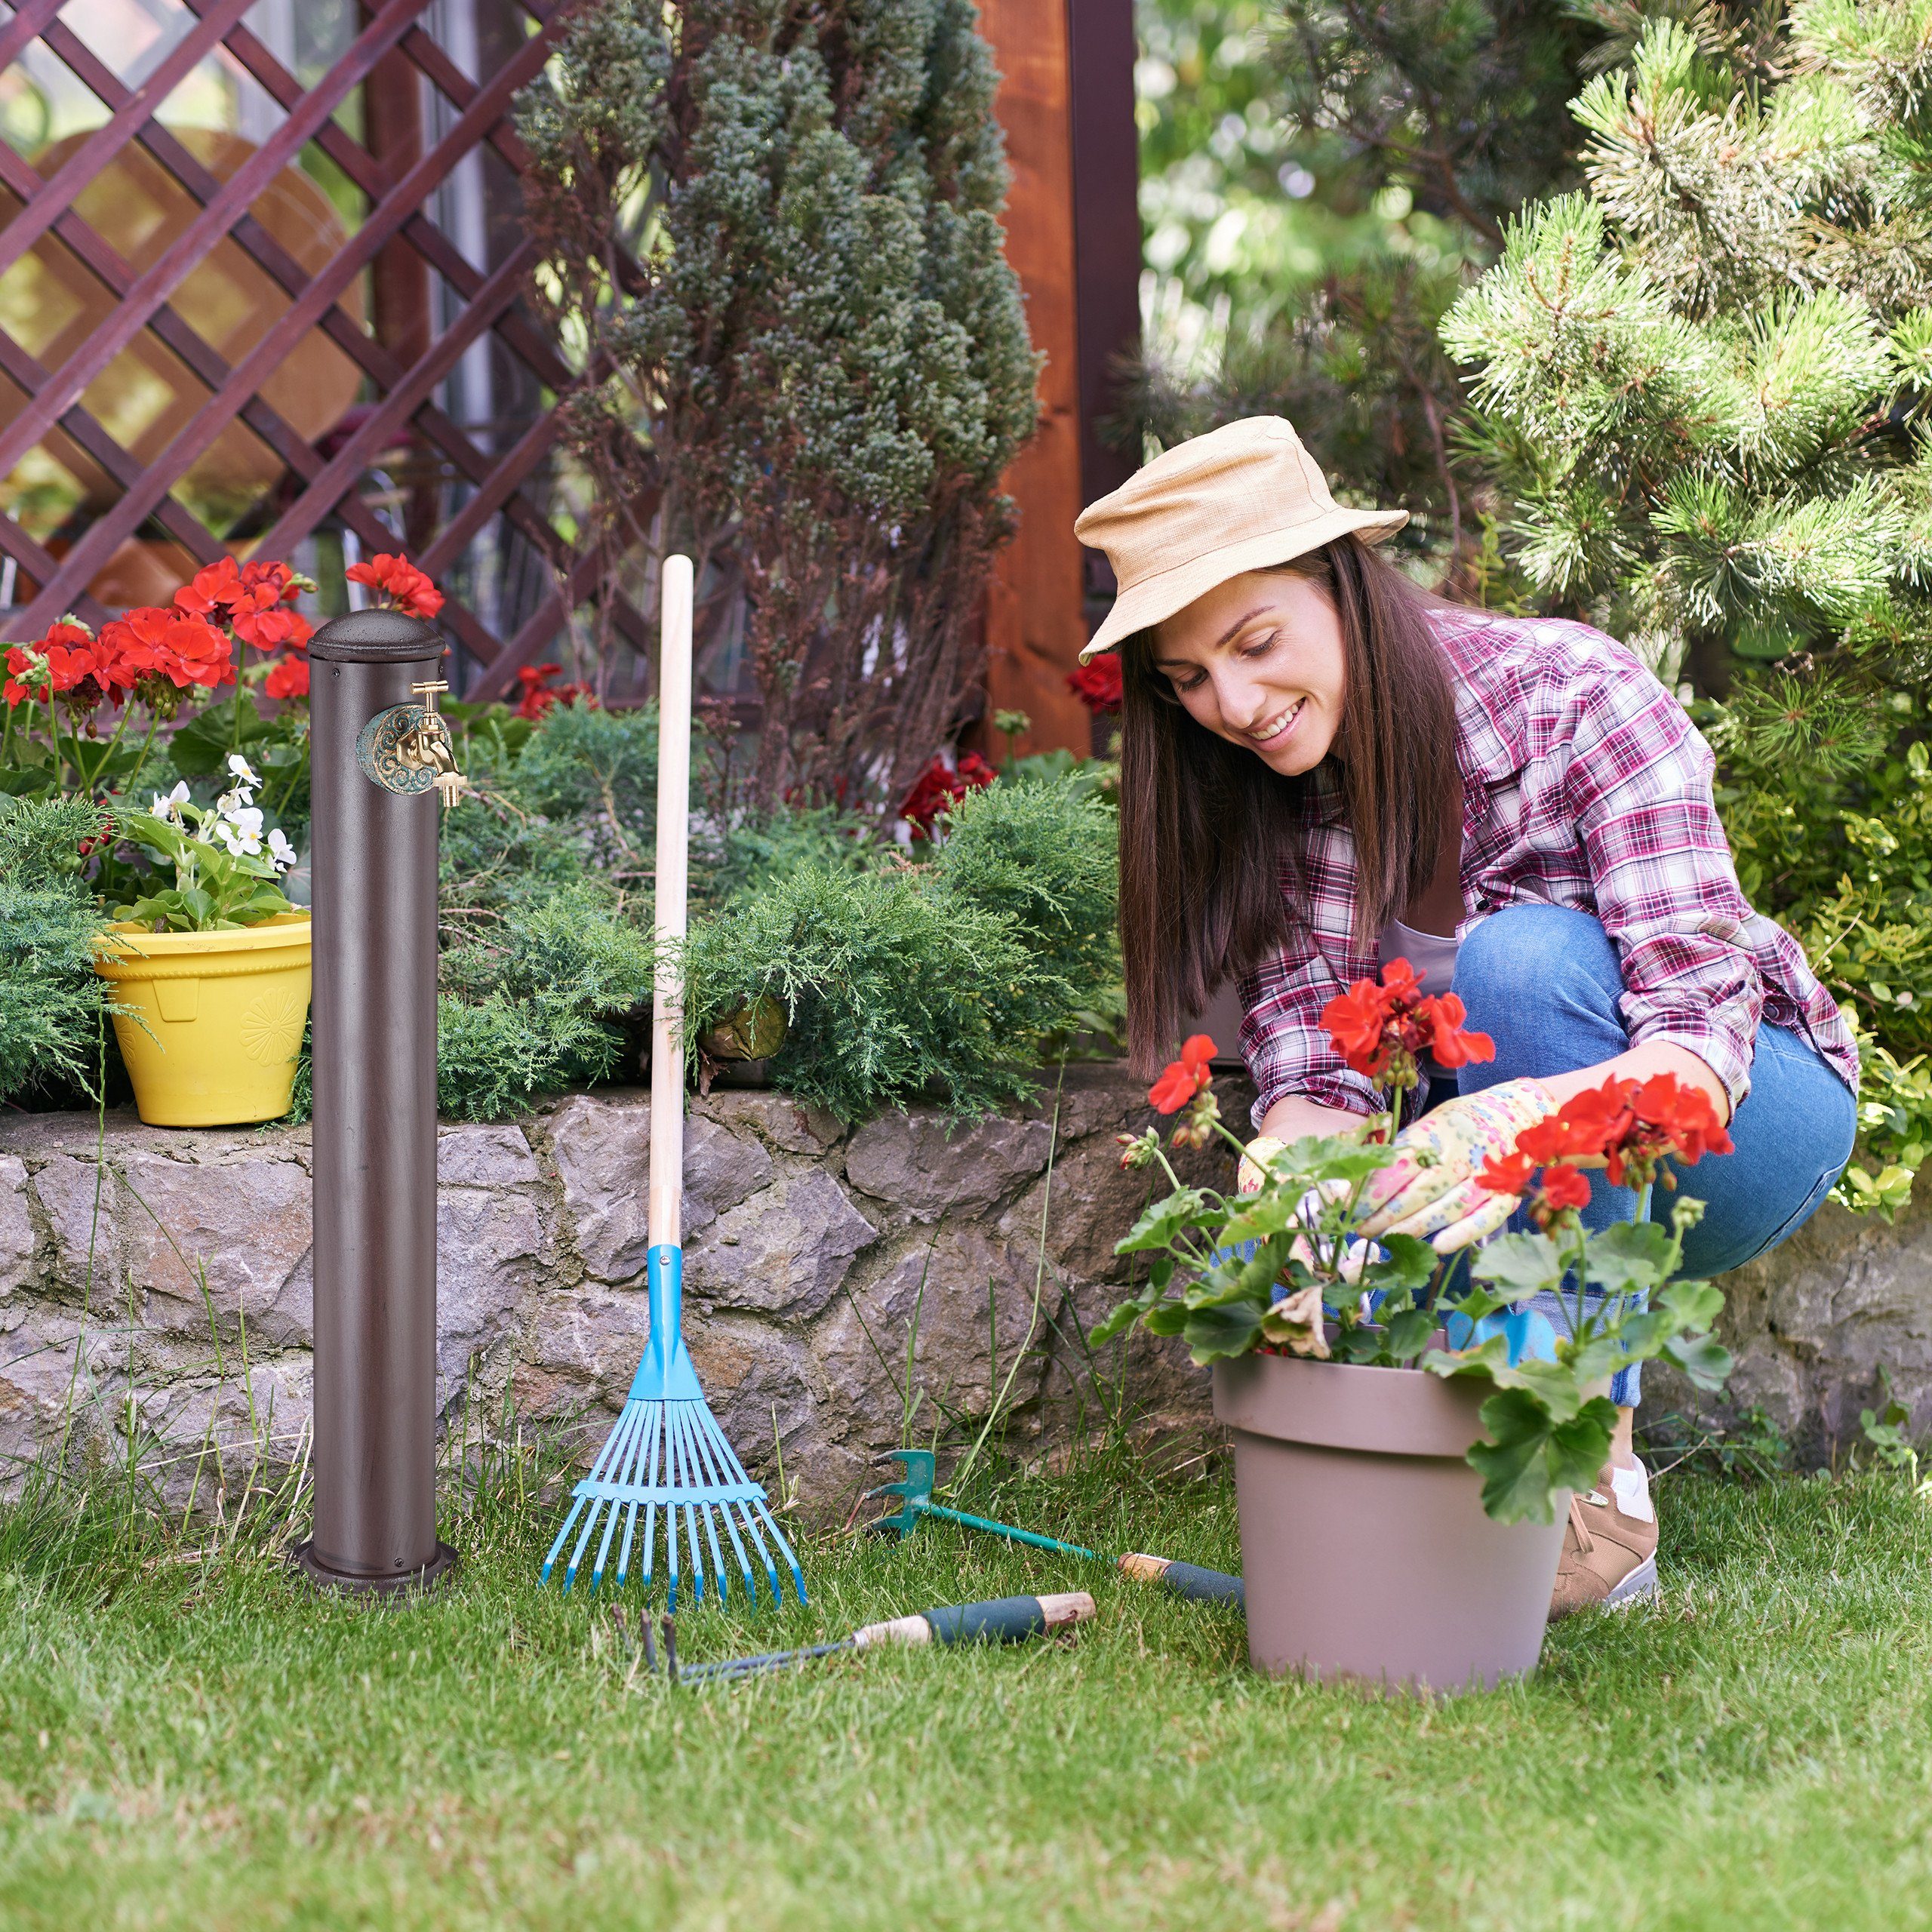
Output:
[1355,1078,1559,1252]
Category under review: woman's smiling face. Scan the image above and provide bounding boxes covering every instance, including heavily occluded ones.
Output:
[1150,568,1346,777]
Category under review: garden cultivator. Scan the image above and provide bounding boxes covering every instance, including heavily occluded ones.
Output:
[541,557,805,1612]
[866,1450,1244,1609]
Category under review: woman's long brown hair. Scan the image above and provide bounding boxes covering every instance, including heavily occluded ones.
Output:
[1117,534,1459,1076]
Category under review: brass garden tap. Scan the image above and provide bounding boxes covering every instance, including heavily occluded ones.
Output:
[404,679,468,808]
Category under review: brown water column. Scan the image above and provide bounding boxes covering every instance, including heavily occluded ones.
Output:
[294,610,459,1594]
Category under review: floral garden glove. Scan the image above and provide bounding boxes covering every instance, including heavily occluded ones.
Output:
[1355,1078,1559,1254]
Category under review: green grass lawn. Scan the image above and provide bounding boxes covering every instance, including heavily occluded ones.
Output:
[2,1449,1930,1931]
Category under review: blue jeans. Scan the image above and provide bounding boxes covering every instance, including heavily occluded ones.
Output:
[1444,906,1857,1407]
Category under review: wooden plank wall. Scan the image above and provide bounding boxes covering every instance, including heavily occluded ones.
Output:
[977,0,1094,760]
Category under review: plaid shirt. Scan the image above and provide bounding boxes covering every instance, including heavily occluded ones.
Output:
[1238,607,1860,1123]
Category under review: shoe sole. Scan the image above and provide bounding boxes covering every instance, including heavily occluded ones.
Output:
[1602,1551,1658,1609]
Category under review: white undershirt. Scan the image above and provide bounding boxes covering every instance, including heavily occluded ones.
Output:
[1377,916,1466,998]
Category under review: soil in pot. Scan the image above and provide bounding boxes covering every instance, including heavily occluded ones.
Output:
[92,912,312,1128]
[1214,1351,1568,1693]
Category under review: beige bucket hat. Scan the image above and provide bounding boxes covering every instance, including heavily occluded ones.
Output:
[1073,415,1407,663]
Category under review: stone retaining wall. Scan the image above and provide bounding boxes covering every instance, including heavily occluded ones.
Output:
[2,1073,1926,1512]
[0,1070,1229,1514]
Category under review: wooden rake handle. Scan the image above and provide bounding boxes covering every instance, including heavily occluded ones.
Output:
[648,555,694,1252]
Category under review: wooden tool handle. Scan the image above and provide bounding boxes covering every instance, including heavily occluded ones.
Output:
[851,1592,1097,1650]
[648,555,694,1251]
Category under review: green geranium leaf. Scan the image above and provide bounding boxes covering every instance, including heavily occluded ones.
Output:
[1091,1300,1144,1347]
[1467,1388,1563,1523]
[1143,1301,1190,1337]
[1183,1300,1263,1364]
[1422,1333,1512,1381]
[1269,1134,1394,1181]
[0,764,55,797]
[1565,1334,1633,1386]
[1472,1231,1564,1295]
[1485,1355,1589,1424]
[1219,1194,1305,1244]
[1364,1232,1436,1297]
[1467,1389,1617,1524]
[1655,1278,1723,1333]
[1583,1220,1676,1294]
[1441,1280,1509,1326]
[1547,1395,1620,1494]
[1383,1306,1437,1364]
[1661,1331,1734,1391]
[1115,1189,1209,1255]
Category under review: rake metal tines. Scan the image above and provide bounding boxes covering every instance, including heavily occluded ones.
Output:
[542,1392,807,1612]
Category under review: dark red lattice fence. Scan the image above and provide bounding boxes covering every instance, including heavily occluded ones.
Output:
[0,0,644,695]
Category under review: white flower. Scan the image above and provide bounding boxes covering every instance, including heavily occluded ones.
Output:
[226,752,261,789]
[266,827,297,872]
[215,785,256,820]
[217,805,264,857]
[149,780,190,822]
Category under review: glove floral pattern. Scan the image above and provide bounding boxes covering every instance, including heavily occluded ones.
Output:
[1099,960,1738,1524]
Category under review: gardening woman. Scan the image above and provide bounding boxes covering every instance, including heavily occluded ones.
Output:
[1075,415,1859,1620]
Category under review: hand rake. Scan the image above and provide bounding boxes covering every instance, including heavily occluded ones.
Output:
[669,1589,1096,1685]
[865,1450,1244,1609]
[540,555,805,1613]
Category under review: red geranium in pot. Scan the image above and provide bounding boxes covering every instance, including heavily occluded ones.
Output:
[1100,961,1734,1690]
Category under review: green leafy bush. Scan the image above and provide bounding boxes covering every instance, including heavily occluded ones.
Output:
[437,882,656,1121]
[0,797,112,1106]
[682,862,1066,1124]
[697,802,888,911]
[504,702,657,876]
[683,771,1120,1122]
[924,777,1119,991]
[1444,4,1932,1212]
[520,0,1038,813]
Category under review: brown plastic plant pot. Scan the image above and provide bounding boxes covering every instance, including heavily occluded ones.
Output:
[1214,1352,1568,1693]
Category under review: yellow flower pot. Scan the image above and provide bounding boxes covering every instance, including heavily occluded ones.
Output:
[92,912,312,1128]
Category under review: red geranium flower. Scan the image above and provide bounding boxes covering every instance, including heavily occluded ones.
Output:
[1475,1149,1537,1196]
[898,750,996,839]
[264,656,310,701]
[4,620,113,706]
[513,663,598,722]
[1066,656,1123,715]
[97,607,235,692]
[1538,1164,1593,1214]
[1149,1033,1215,1113]
[1478,1070,1734,1226]
[346,552,445,621]
[1319,956,1494,1089]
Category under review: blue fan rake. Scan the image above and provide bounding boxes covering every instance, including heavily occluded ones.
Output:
[540,556,805,1613]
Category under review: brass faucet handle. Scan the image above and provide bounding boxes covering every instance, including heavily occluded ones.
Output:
[410,678,450,712]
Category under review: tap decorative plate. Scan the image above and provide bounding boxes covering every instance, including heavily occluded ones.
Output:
[355,703,440,796]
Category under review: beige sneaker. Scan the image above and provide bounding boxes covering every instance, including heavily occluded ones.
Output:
[1548,1463,1659,1621]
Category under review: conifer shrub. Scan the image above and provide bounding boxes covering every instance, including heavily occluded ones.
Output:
[683,777,1121,1123]
[923,777,1121,993]
[0,797,113,1107]
[437,881,657,1121]
[518,0,1039,813]
[1444,2,1932,1211]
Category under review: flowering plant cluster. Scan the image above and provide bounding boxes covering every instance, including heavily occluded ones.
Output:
[1065,655,1123,715]
[1097,962,1736,1523]
[514,662,598,722]
[112,753,298,932]
[898,749,996,839]
[346,552,445,621]
[1320,956,1495,1096]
